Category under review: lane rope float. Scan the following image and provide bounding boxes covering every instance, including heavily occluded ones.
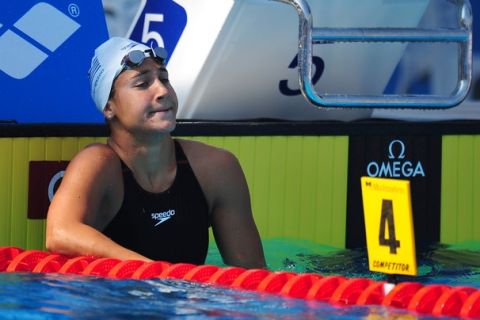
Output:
[1,247,479,319]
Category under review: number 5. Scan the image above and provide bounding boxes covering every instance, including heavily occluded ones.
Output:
[142,13,165,47]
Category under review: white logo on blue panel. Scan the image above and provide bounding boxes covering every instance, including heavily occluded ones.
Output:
[128,0,187,64]
[0,2,80,79]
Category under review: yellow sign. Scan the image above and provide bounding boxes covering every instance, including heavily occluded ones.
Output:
[361,177,417,276]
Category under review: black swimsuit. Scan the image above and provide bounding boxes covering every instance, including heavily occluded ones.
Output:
[103,140,210,264]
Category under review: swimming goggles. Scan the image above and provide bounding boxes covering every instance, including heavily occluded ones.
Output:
[120,46,168,70]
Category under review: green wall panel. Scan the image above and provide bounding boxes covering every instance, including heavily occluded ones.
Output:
[441,135,480,243]
[11,138,28,248]
[186,136,349,247]
[0,139,13,248]
[0,136,349,250]
[3,131,480,252]
[0,137,105,250]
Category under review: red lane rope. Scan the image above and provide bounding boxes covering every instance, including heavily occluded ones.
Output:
[330,277,373,305]
[207,266,246,286]
[32,254,69,273]
[183,265,220,282]
[107,260,146,279]
[82,258,121,277]
[280,273,322,299]
[1,247,479,319]
[305,275,346,301]
[159,263,196,280]
[231,268,271,290]
[257,271,296,294]
[58,256,96,274]
[356,281,387,305]
[407,284,451,314]
[433,286,477,317]
[131,261,171,279]
[0,247,23,272]
[382,282,424,308]
[6,250,49,272]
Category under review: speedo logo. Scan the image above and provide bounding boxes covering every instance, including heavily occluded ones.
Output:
[0,2,81,79]
[151,209,175,226]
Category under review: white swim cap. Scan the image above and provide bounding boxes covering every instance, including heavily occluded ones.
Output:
[88,37,151,112]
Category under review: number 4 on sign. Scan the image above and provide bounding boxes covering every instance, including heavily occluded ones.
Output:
[379,200,400,254]
[361,177,417,276]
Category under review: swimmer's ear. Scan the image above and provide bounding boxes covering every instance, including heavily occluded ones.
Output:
[103,102,114,121]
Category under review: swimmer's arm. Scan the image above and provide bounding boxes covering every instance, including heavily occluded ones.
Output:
[208,151,267,269]
[45,145,150,261]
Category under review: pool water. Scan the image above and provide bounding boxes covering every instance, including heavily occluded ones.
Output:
[1,240,479,319]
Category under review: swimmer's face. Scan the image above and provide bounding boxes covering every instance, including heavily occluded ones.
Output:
[105,58,178,135]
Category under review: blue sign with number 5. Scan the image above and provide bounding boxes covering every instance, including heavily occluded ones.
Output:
[128,0,187,64]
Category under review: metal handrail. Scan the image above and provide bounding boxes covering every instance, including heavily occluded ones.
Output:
[273,0,473,109]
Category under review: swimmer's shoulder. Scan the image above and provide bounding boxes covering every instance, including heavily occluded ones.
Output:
[176,138,244,193]
[66,142,122,176]
[176,138,239,168]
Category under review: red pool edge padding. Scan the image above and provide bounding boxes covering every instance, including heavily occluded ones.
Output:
[1,247,479,318]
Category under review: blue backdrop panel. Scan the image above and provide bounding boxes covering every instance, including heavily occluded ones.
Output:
[0,1,108,123]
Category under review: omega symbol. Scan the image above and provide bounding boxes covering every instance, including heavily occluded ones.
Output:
[48,170,65,201]
[388,140,406,160]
